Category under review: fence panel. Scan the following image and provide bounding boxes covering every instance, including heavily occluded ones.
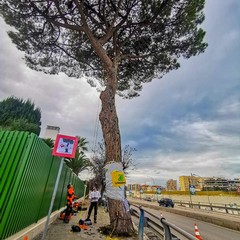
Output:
[0,131,84,239]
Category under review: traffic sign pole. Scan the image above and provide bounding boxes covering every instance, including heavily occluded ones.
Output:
[41,157,64,240]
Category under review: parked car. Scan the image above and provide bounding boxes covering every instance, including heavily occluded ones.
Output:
[144,197,152,202]
[158,198,174,208]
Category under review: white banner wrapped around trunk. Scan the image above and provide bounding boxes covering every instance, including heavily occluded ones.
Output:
[105,162,126,200]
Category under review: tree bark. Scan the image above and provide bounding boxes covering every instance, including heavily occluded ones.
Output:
[108,199,134,235]
[99,67,121,162]
[99,67,134,234]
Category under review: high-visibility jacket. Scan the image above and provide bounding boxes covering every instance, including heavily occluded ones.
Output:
[67,186,76,206]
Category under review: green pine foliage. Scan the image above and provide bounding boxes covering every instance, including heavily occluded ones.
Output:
[0,1,208,234]
[0,1,207,98]
[0,96,41,135]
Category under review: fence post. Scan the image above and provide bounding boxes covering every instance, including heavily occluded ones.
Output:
[210,203,213,211]
[225,204,229,213]
[138,207,145,240]
[160,218,172,240]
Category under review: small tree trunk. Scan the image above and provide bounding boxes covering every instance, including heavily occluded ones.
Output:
[99,67,134,235]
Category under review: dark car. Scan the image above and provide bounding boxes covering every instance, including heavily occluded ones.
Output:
[158,198,174,208]
[144,197,152,202]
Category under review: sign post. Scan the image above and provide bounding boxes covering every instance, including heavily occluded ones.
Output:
[190,185,196,195]
[156,188,161,201]
[189,185,195,208]
[129,189,133,198]
[41,134,78,240]
[140,189,143,200]
[52,134,78,159]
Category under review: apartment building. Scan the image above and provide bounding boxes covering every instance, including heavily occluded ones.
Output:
[166,179,177,191]
[127,184,141,191]
[179,176,240,191]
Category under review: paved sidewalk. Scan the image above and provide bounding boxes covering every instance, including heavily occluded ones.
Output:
[34,206,138,240]
[35,207,108,240]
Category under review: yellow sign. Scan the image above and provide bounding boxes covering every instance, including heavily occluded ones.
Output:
[106,237,119,240]
[111,171,126,187]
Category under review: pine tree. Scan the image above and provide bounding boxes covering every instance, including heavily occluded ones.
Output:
[0,0,207,234]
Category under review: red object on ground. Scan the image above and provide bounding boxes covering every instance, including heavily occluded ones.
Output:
[79,224,89,230]
[194,223,203,240]
[60,212,72,220]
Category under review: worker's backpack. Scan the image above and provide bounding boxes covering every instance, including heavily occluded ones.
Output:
[71,225,81,232]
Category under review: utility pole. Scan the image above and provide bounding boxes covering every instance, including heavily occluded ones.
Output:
[189,175,193,208]
[192,173,210,204]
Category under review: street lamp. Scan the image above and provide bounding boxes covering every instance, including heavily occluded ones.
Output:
[192,173,210,204]
[148,176,155,200]
[147,176,155,189]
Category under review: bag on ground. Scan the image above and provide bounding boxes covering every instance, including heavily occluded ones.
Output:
[71,225,81,232]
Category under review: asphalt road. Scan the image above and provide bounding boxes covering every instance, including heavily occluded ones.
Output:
[141,206,240,240]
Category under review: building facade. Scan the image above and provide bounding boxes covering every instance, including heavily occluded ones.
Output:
[127,184,141,191]
[179,175,202,191]
[43,125,60,141]
[166,179,177,191]
[179,175,240,191]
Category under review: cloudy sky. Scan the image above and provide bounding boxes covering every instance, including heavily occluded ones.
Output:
[0,1,239,187]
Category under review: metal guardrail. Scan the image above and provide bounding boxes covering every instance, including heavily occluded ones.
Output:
[137,197,240,215]
[175,201,240,214]
[131,204,196,240]
[161,218,196,240]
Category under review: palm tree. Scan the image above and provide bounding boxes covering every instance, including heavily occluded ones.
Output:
[41,138,55,148]
[77,136,88,153]
[65,152,91,176]
[64,136,91,176]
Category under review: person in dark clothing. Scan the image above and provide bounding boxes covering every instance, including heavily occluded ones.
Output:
[87,186,101,223]
[64,183,76,223]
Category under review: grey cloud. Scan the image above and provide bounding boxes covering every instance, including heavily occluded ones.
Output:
[1,1,240,185]
[0,18,100,144]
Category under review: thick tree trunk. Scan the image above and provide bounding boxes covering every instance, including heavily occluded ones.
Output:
[99,80,121,161]
[107,199,134,234]
[99,68,134,235]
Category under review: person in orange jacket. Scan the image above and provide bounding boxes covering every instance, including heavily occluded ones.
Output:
[64,183,77,223]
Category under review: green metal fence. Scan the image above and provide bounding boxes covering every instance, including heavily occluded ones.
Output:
[0,131,84,239]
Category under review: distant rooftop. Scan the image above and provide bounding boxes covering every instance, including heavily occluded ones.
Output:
[46,125,60,131]
[44,125,60,140]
